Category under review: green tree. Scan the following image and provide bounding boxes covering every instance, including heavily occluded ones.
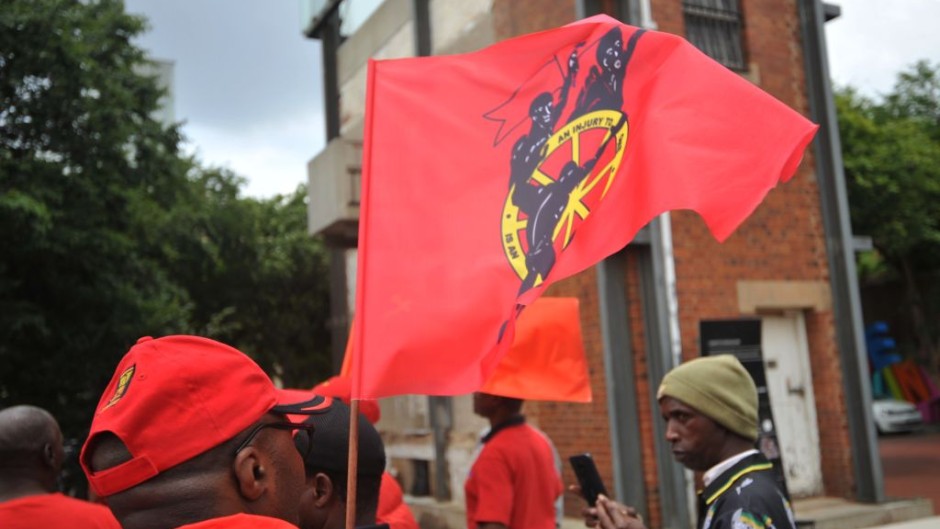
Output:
[168,168,333,387]
[837,60,940,369]
[883,60,940,140]
[1,0,332,450]
[1,0,194,436]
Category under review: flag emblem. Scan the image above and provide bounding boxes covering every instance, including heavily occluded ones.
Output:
[501,110,628,292]
[352,16,817,399]
[495,27,642,296]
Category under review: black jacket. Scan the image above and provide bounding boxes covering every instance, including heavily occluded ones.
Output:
[697,452,795,529]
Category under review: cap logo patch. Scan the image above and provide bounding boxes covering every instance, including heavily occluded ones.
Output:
[102,365,136,412]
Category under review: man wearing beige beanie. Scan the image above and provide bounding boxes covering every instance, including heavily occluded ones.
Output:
[582,355,795,529]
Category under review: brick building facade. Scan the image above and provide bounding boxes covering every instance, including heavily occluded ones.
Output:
[303,1,870,528]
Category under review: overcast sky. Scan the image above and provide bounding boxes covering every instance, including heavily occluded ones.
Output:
[123,0,940,199]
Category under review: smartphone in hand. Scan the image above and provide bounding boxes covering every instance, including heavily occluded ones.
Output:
[569,453,608,507]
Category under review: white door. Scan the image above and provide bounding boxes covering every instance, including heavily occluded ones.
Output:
[761,312,824,497]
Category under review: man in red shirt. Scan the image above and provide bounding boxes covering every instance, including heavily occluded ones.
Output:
[465,392,563,529]
[0,405,120,528]
[80,335,332,529]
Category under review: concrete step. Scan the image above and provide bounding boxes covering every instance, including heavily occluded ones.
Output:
[407,495,935,529]
[793,496,935,529]
[870,517,940,529]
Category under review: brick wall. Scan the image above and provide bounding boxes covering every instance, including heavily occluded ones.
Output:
[532,267,616,518]
[486,0,856,520]
[492,0,576,39]
[660,0,856,499]
[527,247,671,524]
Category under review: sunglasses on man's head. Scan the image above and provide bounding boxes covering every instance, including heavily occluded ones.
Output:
[234,420,316,459]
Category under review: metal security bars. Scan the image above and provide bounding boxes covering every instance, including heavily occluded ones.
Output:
[682,0,747,71]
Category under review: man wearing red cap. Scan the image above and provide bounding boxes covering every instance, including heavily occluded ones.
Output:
[80,335,331,529]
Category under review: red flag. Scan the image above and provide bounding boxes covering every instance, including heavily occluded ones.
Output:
[480,297,591,403]
[312,375,382,424]
[340,299,590,403]
[352,15,817,399]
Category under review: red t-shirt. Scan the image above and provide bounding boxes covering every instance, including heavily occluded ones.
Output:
[464,423,563,529]
[178,513,298,528]
[0,493,121,529]
[377,471,419,529]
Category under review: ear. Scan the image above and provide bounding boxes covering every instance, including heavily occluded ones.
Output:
[233,446,268,501]
[310,472,335,508]
[42,443,57,469]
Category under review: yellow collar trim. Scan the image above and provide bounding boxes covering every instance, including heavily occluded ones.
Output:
[705,463,773,505]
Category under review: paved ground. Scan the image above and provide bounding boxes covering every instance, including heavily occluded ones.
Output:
[877,424,940,514]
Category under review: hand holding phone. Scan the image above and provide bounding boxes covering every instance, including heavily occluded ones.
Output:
[569,453,608,507]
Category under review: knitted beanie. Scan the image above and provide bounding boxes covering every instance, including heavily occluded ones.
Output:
[656,354,759,441]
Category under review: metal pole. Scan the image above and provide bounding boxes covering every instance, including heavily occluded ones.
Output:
[597,252,647,514]
[798,0,884,503]
[641,217,691,529]
[321,9,341,141]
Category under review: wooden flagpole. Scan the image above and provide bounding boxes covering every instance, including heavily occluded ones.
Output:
[345,398,360,529]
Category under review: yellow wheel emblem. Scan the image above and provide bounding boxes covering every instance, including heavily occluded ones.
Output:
[501,109,629,285]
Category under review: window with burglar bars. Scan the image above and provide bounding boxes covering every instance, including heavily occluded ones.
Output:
[683,0,747,71]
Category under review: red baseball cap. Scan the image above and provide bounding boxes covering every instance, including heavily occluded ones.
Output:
[80,335,329,497]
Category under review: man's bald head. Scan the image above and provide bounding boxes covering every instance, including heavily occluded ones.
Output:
[0,405,62,459]
[0,405,65,494]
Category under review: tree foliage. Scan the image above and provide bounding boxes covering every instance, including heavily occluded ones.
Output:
[837,60,940,364]
[1,0,192,435]
[1,0,330,444]
[168,171,333,385]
